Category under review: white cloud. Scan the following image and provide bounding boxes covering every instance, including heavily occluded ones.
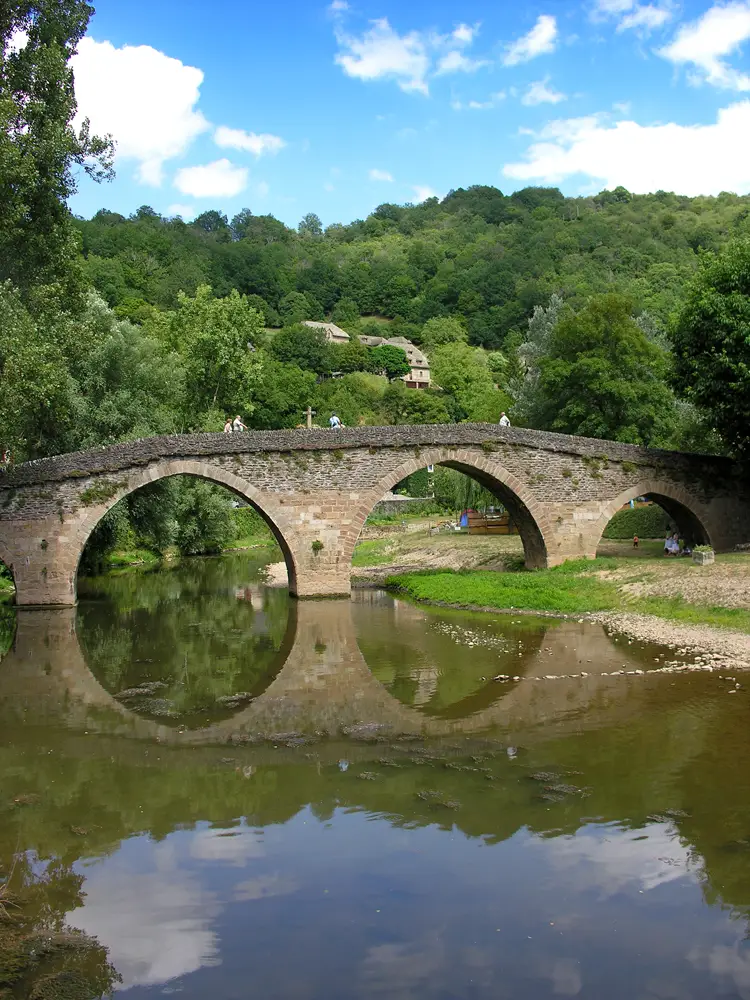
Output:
[234,873,299,901]
[214,125,286,156]
[618,4,673,32]
[591,0,673,34]
[413,184,439,202]
[451,91,506,110]
[68,865,220,989]
[658,2,750,90]
[436,50,488,74]
[190,826,265,865]
[538,822,691,896]
[334,18,430,94]
[503,15,558,66]
[333,16,489,93]
[503,101,750,195]
[255,180,270,198]
[453,22,479,44]
[329,0,349,10]
[174,158,249,198]
[324,182,336,192]
[522,77,567,105]
[71,37,210,185]
[167,203,197,219]
[369,168,394,181]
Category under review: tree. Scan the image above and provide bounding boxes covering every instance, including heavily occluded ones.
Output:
[279,291,311,325]
[370,344,410,380]
[331,297,360,327]
[330,337,373,374]
[419,316,469,350]
[430,342,510,422]
[672,239,750,456]
[298,212,323,237]
[268,324,332,375]
[380,382,451,424]
[250,358,317,428]
[0,1,114,305]
[534,293,674,445]
[148,285,263,424]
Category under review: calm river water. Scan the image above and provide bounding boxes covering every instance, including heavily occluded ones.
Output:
[1,552,750,999]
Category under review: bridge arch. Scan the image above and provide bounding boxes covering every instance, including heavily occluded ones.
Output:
[344,449,551,571]
[71,459,300,598]
[591,479,713,553]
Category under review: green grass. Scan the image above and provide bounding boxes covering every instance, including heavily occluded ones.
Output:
[352,538,398,567]
[386,558,750,632]
[386,566,619,614]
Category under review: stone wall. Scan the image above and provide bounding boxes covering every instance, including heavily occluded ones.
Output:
[1,424,748,606]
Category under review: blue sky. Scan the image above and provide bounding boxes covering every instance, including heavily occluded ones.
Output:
[68,0,750,227]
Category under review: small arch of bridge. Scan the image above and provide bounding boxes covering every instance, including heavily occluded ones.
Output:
[590,479,714,553]
[72,459,300,597]
[343,448,551,571]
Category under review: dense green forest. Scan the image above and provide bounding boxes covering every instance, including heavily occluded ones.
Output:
[2,0,750,569]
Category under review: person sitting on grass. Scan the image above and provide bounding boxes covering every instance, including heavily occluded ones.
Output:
[664,533,681,556]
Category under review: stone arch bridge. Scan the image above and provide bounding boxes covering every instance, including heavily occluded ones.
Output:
[0,424,748,607]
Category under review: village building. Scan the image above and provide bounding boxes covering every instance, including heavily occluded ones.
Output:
[303,321,430,389]
[302,320,350,345]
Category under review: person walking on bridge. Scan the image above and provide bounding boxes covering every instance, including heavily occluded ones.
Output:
[232,415,246,432]
[498,412,511,427]
[329,413,344,428]
[223,418,233,434]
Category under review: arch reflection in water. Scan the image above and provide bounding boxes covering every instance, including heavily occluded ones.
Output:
[0,578,709,745]
[77,552,295,727]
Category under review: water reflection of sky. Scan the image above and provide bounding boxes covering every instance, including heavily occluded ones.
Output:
[66,807,749,999]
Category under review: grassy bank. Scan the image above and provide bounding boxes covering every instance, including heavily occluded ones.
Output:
[386,556,750,633]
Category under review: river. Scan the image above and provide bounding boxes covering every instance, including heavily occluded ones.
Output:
[1,552,749,999]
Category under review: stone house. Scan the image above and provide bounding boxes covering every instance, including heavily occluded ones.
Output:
[302,321,430,389]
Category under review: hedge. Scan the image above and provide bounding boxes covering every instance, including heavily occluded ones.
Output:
[602,505,671,539]
[231,506,273,540]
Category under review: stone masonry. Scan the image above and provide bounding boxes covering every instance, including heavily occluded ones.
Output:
[0,424,748,606]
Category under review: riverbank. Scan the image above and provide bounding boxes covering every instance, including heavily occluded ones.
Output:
[382,555,750,669]
[385,557,750,627]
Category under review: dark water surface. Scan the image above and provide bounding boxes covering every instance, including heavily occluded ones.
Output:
[1,554,750,999]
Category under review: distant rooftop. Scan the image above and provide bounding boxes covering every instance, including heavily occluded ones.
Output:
[303,321,350,342]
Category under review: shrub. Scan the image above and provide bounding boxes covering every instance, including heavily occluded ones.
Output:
[602,504,671,539]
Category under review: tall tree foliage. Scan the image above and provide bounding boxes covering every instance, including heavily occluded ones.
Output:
[533,294,674,445]
[0,0,113,306]
[672,239,750,457]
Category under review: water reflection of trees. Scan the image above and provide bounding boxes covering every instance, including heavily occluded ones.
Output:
[0,851,120,998]
[0,606,14,660]
[76,554,293,724]
[2,676,750,935]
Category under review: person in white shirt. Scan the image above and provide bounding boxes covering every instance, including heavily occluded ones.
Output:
[232,415,246,432]
[223,418,233,433]
[498,412,511,427]
[329,413,344,428]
